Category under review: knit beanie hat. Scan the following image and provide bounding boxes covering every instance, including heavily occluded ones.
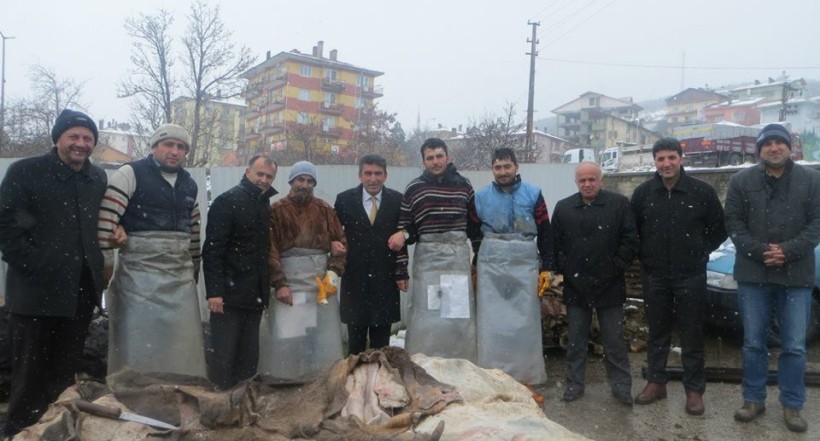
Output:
[150,124,191,151]
[51,109,99,146]
[288,161,318,184]
[756,123,791,152]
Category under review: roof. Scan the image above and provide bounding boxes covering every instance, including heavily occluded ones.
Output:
[243,49,383,79]
[665,87,728,104]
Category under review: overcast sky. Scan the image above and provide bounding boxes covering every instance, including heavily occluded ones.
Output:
[2,0,819,132]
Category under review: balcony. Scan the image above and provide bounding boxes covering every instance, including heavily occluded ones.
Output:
[260,123,285,135]
[320,102,343,115]
[270,72,288,88]
[360,85,383,98]
[265,98,286,112]
[321,78,346,93]
[322,127,342,138]
[243,130,262,141]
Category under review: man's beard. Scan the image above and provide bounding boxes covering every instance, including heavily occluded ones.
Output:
[290,188,313,203]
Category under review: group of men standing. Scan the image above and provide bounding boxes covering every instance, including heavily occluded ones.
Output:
[0,110,816,437]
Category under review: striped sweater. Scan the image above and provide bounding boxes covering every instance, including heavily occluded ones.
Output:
[97,164,201,268]
[399,163,482,250]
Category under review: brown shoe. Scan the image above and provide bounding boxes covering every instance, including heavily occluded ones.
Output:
[685,391,704,415]
[635,383,667,405]
[783,408,807,433]
[734,401,765,422]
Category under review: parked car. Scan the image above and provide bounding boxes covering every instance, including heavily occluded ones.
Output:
[705,239,820,343]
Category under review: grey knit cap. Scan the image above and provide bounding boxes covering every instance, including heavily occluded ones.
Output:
[150,124,191,151]
[288,161,318,184]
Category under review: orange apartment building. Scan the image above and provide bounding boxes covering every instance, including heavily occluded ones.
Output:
[240,41,383,161]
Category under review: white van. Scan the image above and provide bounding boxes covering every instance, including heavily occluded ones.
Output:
[561,148,596,164]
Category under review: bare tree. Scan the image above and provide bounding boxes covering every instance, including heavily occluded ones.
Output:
[0,65,85,157]
[180,0,255,167]
[119,9,175,150]
[284,114,325,164]
[350,105,407,165]
[455,103,524,170]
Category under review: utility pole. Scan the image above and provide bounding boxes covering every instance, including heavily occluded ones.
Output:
[680,51,686,90]
[525,21,539,154]
[779,77,800,122]
[0,30,15,145]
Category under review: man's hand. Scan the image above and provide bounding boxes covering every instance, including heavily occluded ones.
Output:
[396,279,408,292]
[763,243,786,267]
[112,225,128,248]
[388,231,406,252]
[330,241,347,257]
[208,296,225,314]
[538,271,554,297]
[275,286,293,306]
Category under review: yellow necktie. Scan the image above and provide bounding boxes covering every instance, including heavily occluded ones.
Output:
[369,196,378,224]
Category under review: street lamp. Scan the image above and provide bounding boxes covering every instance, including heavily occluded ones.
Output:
[0,30,15,143]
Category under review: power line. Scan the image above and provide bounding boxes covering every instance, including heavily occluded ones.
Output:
[538,57,820,70]
[531,0,576,26]
[541,0,619,49]
[540,0,602,38]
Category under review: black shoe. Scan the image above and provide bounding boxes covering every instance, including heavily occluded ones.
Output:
[613,391,634,406]
[561,387,584,402]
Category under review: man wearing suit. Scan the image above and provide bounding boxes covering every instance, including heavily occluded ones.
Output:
[334,154,409,354]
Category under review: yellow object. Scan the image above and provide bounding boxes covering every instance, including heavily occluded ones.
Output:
[538,271,553,297]
[315,272,339,304]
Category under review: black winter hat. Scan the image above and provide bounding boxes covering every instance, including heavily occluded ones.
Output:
[51,109,99,146]
[756,123,791,152]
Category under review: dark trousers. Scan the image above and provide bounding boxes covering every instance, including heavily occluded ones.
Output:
[566,304,632,395]
[642,272,707,393]
[208,306,263,390]
[4,277,95,437]
[347,324,391,355]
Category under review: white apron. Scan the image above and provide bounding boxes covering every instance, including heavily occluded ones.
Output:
[476,234,546,384]
[107,231,206,377]
[258,248,343,379]
[405,231,477,362]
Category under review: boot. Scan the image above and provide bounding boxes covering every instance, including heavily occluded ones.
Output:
[783,407,807,433]
[685,391,704,416]
[635,382,667,405]
[733,401,765,422]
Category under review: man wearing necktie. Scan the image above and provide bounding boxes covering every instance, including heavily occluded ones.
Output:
[334,154,409,354]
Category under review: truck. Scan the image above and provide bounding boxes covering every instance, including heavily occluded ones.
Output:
[561,148,595,164]
[600,142,654,173]
[672,123,758,167]
[672,122,803,167]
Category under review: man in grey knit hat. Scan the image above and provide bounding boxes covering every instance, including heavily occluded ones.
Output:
[725,123,820,433]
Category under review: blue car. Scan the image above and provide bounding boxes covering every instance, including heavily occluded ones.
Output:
[705,239,820,342]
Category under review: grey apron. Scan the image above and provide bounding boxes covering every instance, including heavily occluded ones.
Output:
[258,248,343,379]
[476,234,546,384]
[107,231,206,377]
[405,231,477,362]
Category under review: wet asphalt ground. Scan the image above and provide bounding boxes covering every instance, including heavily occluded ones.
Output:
[535,330,820,441]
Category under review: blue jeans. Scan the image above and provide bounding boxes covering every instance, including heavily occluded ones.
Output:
[737,282,812,409]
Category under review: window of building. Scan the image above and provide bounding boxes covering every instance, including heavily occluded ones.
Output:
[713,115,724,122]
[325,69,337,80]
[732,111,745,123]
[297,112,309,124]
[324,93,337,104]
[323,116,335,131]
[300,64,312,77]
[357,74,368,89]
[299,89,310,101]
[355,97,364,109]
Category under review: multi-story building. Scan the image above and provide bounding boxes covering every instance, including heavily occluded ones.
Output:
[552,92,645,148]
[665,88,728,126]
[702,97,764,125]
[240,41,383,162]
[758,96,820,133]
[171,96,246,166]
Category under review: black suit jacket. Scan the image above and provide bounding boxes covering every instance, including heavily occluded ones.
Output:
[334,185,407,325]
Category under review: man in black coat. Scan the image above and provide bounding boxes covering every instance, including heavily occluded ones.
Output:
[334,154,409,354]
[552,161,638,406]
[630,138,726,416]
[203,155,277,389]
[0,109,107,437]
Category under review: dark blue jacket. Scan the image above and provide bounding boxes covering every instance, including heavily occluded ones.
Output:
[203,176,276,309]
[120,155,197,233]
[0,149,107,316]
